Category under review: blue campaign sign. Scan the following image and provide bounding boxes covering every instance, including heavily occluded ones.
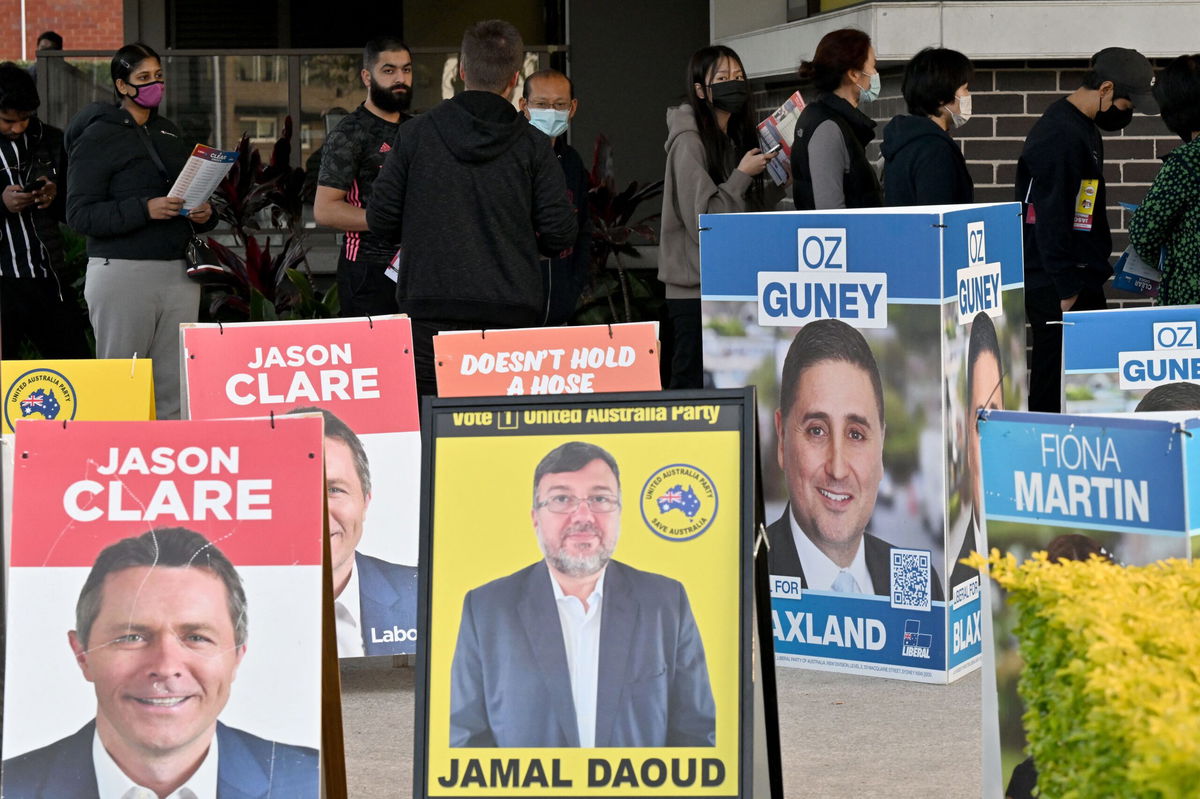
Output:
[940,204,1024,307]
[979,410,1189,535]
[1064,306,1200,385]
[699,210,942,302]
[948,592,983,671]
[771,591,947,679]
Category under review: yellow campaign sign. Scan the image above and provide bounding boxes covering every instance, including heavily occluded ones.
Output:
[1,359,155,433]
[421,397,748,798]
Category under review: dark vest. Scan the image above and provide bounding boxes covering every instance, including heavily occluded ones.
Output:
[792,94,882,210]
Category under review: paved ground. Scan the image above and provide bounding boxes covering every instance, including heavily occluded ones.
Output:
[340,660,981,799]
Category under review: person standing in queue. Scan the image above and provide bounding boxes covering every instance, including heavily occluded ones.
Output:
[792,29,883,210]
[1017,47,1157,413]
[315,36,413,318]
[658,45,782,389]
[881,48,975,206]
[518,68,591,326]
[66,42,217,420]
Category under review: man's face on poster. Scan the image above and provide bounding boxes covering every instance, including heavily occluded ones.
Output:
[967,351,1003,514]
[531,458,621,577]
[326,435,370,574]
[776,359,885,554]
[68,566,245,759]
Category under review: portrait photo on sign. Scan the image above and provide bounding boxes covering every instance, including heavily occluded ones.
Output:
[418,395,750,798]
[2,418,325,799]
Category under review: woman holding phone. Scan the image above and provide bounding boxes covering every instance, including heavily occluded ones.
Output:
[659,45,783,389]
[66,42,217,418]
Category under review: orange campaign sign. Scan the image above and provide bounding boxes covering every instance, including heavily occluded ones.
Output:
[433,322,661,397]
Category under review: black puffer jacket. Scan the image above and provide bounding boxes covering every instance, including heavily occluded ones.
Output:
[65,102,216,260]
[881,114,973,206]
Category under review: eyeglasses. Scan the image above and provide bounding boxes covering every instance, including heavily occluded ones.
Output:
[527,101,572,111]
[535,494,621,514]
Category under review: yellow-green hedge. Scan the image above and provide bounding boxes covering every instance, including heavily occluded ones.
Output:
[970,550,1200,798]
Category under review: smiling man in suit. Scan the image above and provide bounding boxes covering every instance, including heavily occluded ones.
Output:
[449,440,716,748]
[766,319,943,600]
[0,527,317,799]
[295,406,418,657]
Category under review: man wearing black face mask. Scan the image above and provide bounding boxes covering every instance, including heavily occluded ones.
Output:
[316,36,413,317]
[1016,47,1158,413]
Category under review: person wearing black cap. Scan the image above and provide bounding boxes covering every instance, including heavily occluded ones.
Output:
[1016,47,1158,413]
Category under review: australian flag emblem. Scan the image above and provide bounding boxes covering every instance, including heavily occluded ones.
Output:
[20,388,61,419]
[657,484,701,518]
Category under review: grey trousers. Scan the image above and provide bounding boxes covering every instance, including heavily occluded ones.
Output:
[84,257,200,420]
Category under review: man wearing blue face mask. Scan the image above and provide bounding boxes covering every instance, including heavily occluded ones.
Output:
[520,69,591,325]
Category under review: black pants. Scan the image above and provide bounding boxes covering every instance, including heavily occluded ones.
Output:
[666,298,704,389]
[0,275,90,360]
[1026,282,1107,413]
[336,254,399,318]
[408,318,495,401]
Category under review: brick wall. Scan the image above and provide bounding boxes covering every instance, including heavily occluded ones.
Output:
[0,0,124,61]
[758,58,1179,309]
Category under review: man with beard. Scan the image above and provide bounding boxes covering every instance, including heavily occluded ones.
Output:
[316,36,413,317]
[448,441,716,748]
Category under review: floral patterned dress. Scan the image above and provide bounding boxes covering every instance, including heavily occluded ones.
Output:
[1129,138,1200,306]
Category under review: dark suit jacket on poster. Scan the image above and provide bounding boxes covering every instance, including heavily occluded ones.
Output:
[356,550,419,656]
[765,509,944,601]
[449,559,717,748]
[0,720,318,799]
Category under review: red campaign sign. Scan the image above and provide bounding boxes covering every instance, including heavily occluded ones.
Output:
[182,316,418,434]
[9,417,325,568]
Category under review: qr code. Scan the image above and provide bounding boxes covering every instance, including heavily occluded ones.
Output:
[890,548,932,611]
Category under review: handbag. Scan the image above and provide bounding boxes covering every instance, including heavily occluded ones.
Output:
[183,231,235,283]
[134,126,233,283]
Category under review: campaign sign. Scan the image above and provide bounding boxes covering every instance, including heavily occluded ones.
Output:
[1,358,156,433]
[978,409,1196,794]
[2,417,326,798]
[416,391,754,798]
[433,322,661,397]
[700,202,1024,683]
[1063,305,1200,413]
[182,316,421,659]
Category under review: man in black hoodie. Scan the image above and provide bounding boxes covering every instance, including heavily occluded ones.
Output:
[368,19,578,396]
[1017,47,1157,413]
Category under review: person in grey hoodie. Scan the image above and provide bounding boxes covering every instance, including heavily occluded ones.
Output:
[658,45,781,389]
[881,48,975,207]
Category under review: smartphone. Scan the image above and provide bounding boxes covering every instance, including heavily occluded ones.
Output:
[764,143,784,156]
[21,178,46,193]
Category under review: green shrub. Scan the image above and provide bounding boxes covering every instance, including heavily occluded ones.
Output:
[972,551,1200,798]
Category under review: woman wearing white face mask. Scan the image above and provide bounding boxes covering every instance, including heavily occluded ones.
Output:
[792,28,884,210]
[881,48,975,206]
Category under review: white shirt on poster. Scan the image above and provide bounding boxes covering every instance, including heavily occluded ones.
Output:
[93,727,218,799]
[550,566,607,747]
[334,563,365,657]
[790,512,873,593]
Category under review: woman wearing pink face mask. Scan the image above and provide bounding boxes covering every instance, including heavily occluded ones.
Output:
[66,42,217,419]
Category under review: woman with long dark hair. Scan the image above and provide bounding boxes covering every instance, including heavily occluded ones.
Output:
[659,45,781,389]
[792,29,883,210]
[66,43,217,418]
